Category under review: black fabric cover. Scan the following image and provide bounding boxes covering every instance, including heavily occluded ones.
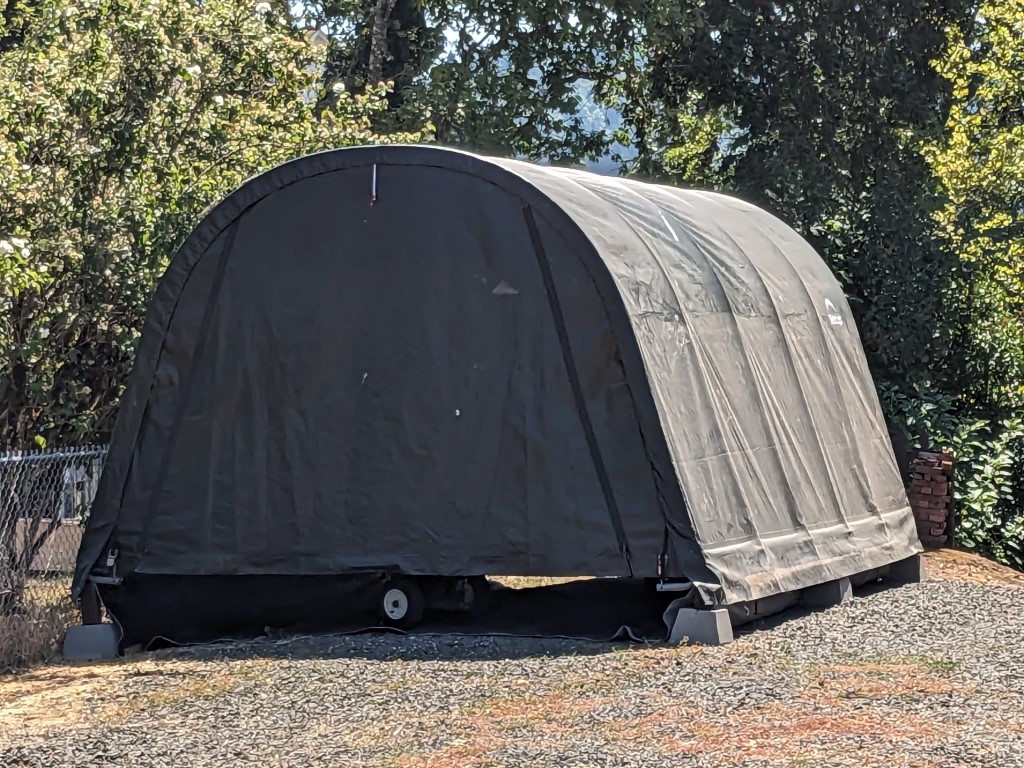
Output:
[74,146,919,608]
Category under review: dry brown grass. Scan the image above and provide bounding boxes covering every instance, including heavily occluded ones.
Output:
[136,671,246,708]
[805,656,968,701]
[382,641,968,767]
[0,630,1001,768]
[0,579,77,674]
[488,575,593,589]
[386,654,964,768]
[653,701,949,768]
[0,663,113,732]
[0,657,269,735]
[923,548,1024,588]
[392,691,608,768]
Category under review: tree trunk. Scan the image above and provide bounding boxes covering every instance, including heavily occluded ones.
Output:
[367,0,398,85]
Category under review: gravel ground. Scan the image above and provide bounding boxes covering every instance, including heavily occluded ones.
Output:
[1,574,1023,768]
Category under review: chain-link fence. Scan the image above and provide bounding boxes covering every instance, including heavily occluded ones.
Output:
[0,445,107,672]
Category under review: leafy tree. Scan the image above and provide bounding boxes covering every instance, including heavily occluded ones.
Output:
[924,0,1024,413]
[310,0,442,121]
[621,0,978,395]
[915,0,1024,566]
[0,0,421,450]
[306,0,647,162]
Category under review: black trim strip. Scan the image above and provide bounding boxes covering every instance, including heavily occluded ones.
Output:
[135,219,241,564]
[522,205,632,573]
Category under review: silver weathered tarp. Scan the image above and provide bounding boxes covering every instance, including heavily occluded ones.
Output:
[74,145,919,611]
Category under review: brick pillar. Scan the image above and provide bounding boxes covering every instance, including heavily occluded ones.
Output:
[907,450,954,548]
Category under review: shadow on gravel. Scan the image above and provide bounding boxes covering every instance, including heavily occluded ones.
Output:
[730,577,909,638]
[131,577,913,663]
[161,631,634,664]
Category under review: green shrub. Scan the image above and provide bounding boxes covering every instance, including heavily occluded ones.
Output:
[880,381,1024,569]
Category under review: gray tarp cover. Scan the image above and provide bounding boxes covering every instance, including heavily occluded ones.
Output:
[74,146,920,606]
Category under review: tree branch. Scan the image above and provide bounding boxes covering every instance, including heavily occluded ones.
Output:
[367,0,397,85]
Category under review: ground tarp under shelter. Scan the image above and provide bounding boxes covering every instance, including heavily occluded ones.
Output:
[73,145,919,643]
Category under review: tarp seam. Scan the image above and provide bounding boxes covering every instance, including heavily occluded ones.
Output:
[523,205,633,574]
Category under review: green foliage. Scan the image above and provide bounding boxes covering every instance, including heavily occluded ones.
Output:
[924,0,1024,413]
[881,382,1024,568]
[309,0,442,124]
[910,0,1024,566]
[878,382,963,451]
[0,0,421,448]
[305,0,646,161]
[953,424,1024,569]
[622,0,976,394]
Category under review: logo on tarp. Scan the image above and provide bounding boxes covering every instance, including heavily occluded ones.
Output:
[825,299,843,327]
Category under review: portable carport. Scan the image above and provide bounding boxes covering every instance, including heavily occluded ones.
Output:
[73,145,920,642]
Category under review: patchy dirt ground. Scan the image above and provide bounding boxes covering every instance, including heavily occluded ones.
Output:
[922,547,1024,588]
[1,549,1022,768]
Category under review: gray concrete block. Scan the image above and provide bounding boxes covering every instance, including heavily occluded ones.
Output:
[801,577,853,608]
[668,607,734,646]
[850,566,886,588]
[63,623,120,662]
[888,553,926,584]
[727,590,800,628]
